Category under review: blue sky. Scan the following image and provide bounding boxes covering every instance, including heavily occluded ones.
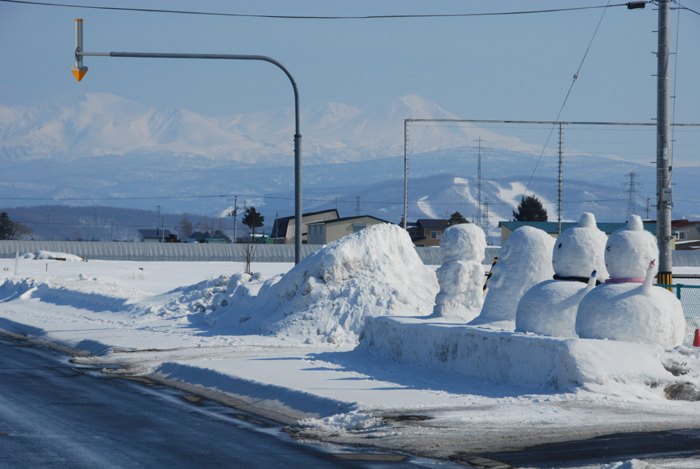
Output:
[0,0,697,122]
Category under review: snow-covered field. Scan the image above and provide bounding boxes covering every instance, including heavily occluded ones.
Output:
[2,236,700,467]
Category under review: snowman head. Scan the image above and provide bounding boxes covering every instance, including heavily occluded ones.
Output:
[605,214,658,279]
[552,213,609,279]
[440,223,486,263]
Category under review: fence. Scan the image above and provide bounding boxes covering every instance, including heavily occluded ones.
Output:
[658,282,700,346]
[0,240,501,265]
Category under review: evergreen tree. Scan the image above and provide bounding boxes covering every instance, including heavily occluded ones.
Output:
[242,207,265,238]
[447,211,469,226]
[164,233,180,243]
[512,195,548,222]
[0,212,16,240]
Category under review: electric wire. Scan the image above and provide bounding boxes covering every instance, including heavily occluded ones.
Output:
[523,0,612,196]
[672,1,700,16]
[0,0,633,20]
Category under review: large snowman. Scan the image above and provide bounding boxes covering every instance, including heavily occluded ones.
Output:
[470,226,555,326]
[576,215,685,346]
[431,223,486,322]
[515,213,609,337]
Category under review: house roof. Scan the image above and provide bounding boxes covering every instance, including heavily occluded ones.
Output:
[308,215,392,226]
[497,221,659,236]
[138,229,172,239]
[271,209,339,237]
[416,219,448,229]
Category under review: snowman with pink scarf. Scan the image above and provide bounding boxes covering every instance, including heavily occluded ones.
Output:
[576,214,686,346]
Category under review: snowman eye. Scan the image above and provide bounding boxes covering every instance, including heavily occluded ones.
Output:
[558,243,562,249]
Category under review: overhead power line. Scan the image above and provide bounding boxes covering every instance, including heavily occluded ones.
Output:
[0,0,634,19]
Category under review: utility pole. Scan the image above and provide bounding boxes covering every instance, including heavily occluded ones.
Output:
[356,196,361,217]
[484,197,490,245]
[477,137,482,228]
[656,0,673,285]
[647,197,651,219]
[232,195,238,243]
[403,119,409,230]
[557,122,563,236]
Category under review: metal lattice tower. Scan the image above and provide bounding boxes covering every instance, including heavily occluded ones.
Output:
[624,170,642,221]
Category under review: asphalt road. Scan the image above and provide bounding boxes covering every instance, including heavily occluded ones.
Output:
[0,334,456,468]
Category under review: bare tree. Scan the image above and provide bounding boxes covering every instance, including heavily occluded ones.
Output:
[178,216,193,240]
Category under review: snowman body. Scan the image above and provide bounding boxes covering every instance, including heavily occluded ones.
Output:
[432,224,486,322]
[515,213,608,337]
[576,215,685,346]
[473,226,554,325]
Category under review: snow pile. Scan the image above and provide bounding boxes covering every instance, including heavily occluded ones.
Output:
[431,224,486,322]
[601,460,656,469]
[577,215,685,347]
[473,226,554,325]
[289,412,385,437]
[361,315,700,396]
[199,224,439,344]
[516,213,606,338]
[21,251,84,261]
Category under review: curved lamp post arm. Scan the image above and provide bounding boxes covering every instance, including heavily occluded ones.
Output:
[78,50,303,264]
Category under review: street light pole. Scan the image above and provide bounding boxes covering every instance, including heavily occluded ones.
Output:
[73,19,303,264]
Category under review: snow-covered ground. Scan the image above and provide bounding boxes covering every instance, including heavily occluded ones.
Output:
[2,240,700,467]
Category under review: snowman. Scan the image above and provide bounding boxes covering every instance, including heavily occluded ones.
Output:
[515,213,609,337]
[431,223,486,322]
[470,226,555,326]
[576,215,685,346]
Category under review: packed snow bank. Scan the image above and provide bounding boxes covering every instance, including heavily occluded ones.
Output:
[195,224,438,344]
[21,251,84,261]
[361,316,700,397]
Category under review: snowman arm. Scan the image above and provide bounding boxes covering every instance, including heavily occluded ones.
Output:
[642,260,656,295]
[582,270,597,294]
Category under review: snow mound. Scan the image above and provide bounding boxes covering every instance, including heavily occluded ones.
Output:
[576,276,685,347]
[432,224,486,322]
[516,278,594,337]
[21,251,84,261]
[202,224,439,344]
[474,226,554,324]
[601,460,656,469]
[290,412,385,437]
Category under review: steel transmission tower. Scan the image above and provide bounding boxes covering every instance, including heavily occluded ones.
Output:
[624,171,642,221]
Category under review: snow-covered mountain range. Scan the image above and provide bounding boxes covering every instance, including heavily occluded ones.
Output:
[0,93,545,164]
[1,93,698,241]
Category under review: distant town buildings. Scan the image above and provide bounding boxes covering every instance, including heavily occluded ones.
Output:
[404,219,449,247]
[137,228,171,243]
[271,209,339,244]
[307,215,390,245]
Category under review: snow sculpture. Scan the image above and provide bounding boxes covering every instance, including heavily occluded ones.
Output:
[431,223,486,322]
[515,213,608,337]
[576,215,685,346]
[471,226,555,325]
